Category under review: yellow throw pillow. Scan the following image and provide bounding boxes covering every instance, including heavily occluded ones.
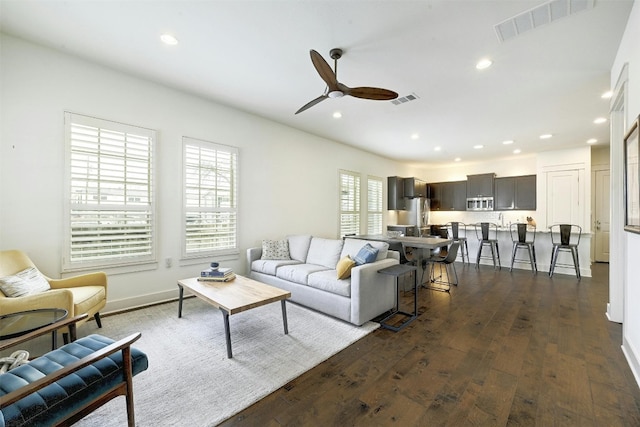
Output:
[336,255,356,280]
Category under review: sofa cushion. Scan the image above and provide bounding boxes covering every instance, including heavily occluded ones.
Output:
[276,264,329,285]
[308,270,351,297]
[353,243,379,265]
[336,255,356,279]
[251,259,301,276]
[0,267,51,298]
[261,239,291,260]
[306,238,344,269]
[341,238,389,262]
[287,235,313,262]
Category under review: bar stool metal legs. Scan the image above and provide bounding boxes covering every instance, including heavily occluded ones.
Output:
[548,224,582,279]
[474,222,501,270]
[509,223,537,273]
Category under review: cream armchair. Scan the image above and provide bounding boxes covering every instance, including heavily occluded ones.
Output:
[0,250,107,333]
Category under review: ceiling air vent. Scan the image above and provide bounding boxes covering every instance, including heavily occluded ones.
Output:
[494,0,595,43]
[391,92,420,106]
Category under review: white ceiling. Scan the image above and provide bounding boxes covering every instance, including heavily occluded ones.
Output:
[0,0,633,165]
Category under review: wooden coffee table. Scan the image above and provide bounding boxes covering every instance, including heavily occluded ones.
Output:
[177,274,291,358]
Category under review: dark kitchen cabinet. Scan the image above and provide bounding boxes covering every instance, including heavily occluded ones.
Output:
[515,175,536,210]
[429,182,442,210]
[403,177,427,198]
[387,176,406,210]
[494,175,536,210]
[467,173,495,198]
[429,181,466,211]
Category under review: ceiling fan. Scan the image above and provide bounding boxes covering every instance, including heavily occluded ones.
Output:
[295,48,398,114]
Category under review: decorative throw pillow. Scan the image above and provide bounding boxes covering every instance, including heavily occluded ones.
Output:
[261,239,291,260]
[336,255,356,280]
[353,243,379,266]
[0,267,51,298]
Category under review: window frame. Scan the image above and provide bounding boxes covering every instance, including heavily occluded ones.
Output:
[62,112,157,273]
[182,136,239,260]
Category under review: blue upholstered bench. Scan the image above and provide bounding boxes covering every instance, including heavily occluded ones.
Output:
[0,329,148,427]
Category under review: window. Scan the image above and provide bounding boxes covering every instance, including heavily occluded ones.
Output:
[183,137,238,258]
[64,113,156,271]
[367,176,383,234]
[339,170,360,237]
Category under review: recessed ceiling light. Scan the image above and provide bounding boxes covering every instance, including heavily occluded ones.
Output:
[540,134,553,139]
[160,33,178,45]
[594,117,607,124]
[454,157,461,162]
[502,140,514,145]
[434,146,441,151]
[587,138,598,144]
[473,144,484,149]
[476,58,493,70]
[333,111,342,119]
[410,133,419,140]
[513,149,521,154]
[601,90,613,99]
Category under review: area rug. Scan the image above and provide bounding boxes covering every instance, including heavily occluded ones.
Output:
[69,298,378,426]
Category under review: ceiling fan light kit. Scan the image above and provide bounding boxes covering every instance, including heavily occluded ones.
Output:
[295,48,398,114]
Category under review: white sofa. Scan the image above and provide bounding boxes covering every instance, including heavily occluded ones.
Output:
[247,235,399,326]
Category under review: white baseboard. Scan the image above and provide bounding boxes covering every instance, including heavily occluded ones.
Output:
[622,336,640,389]
[103,289,181,314]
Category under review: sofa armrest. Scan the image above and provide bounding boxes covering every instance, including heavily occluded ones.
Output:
[349,258,398,325]
[0,332,142,408]
[247,247,263,266]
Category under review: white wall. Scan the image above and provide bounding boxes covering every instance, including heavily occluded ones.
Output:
[0,35,411,311]
[610,0,640,387]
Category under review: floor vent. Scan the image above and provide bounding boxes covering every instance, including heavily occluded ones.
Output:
[391,92,420,105]
[494,0,595,43]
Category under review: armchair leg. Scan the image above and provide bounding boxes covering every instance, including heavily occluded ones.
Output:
[94,312,103,328]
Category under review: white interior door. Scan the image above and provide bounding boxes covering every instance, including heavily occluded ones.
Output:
[595,169,610,262]
[547,169,580,225]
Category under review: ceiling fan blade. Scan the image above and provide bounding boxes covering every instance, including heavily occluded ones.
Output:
[310,50,340,92]
[295,95,328,114]
[342,85,398,101]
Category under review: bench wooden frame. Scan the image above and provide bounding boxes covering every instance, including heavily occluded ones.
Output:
[0,314,142,427]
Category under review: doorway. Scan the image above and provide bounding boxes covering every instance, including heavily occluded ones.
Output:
[594,168,610,262]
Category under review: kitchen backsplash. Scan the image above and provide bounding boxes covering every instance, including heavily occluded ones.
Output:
[429,210,537,228]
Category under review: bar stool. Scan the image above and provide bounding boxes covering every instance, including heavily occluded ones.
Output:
[474,222,501,269]
[549,224,582,279]
[509,223,537,273]
[445,222,469,264]
[428,242,460,292]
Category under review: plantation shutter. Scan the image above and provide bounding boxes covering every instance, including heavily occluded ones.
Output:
[367,176,383,234]
[183,137,238,257]
[64,112,156,270]
[339,170,361,237]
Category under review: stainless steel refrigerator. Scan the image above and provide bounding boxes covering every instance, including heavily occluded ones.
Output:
[398,197,430,236]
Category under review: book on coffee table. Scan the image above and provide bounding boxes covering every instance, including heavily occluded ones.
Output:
[198,273,236,282]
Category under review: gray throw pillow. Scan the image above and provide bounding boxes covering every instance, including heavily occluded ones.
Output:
[0,267,51,298]
[261,239,291,260]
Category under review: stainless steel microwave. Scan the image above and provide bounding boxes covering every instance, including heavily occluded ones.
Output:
[466,197,494,211]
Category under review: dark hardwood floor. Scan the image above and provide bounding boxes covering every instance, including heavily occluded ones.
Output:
[220,262,640,426]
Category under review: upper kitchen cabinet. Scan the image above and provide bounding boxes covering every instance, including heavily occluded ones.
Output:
[429,181,466,211]
[387,176,406,210]
[466,173,495,198]
[494,175,536,210]
[403,177,427,198]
